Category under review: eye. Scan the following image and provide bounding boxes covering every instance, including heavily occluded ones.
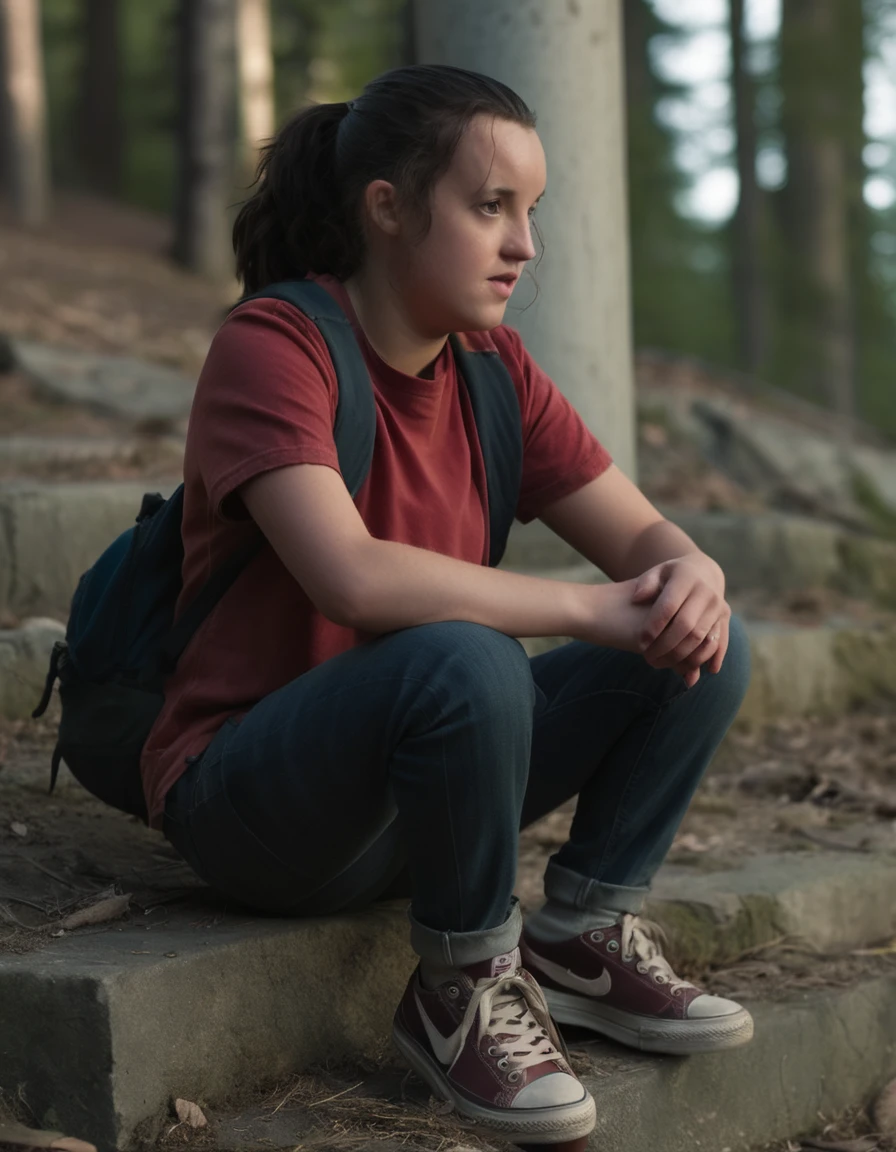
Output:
[480,200,501,216]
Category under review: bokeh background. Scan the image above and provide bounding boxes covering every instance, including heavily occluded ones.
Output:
[2,0,895,434]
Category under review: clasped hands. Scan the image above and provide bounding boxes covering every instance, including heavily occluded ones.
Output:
[630,554,730,689]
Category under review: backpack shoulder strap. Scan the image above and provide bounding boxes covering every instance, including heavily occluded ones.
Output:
[449,336,523,568]
[161,283,376,673]
[238,280,376,496]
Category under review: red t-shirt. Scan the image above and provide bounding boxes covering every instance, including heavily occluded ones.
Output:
[141,275,612,828]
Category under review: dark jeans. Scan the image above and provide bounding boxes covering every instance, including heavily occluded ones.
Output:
[163,619,750,963]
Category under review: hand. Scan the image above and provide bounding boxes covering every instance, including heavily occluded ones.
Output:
[630,555,731,687]
[578,579,657,654]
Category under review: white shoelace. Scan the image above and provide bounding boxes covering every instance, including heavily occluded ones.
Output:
[620,914,695,995]
[459,974,560,1077]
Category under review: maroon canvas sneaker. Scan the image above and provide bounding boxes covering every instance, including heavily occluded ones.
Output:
[392,948,596,1145]
[521,915,753,1055]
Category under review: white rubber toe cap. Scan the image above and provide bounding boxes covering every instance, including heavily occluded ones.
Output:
[512,1071,588,1109]
[686,992,746,1019]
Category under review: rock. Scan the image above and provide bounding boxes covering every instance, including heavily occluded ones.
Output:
[10,338,195,423]
[642,386,896,538]
[0,617,65,720]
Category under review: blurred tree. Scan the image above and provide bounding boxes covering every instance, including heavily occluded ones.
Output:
[729,0,765,374]
[236,0,273,183]
[624,0,734,364]
[173,0,237,282]
[77,0,123,194]
[0,0,51,224]
[777,0,862,437]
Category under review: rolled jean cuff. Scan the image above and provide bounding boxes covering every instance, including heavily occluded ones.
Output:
[408,899,522,966]
[544,859,646,917]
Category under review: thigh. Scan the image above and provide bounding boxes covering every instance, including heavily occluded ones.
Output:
[165,631,435,914]
[522,640,686,828]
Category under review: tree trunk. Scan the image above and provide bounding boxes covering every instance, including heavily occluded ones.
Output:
[236,0,274,183]
[0,0,50,225]
[174,0,238,283]
[414,0,636,479]
[779,0,860,442]
[730,0,765,374]
[77,0,123,195]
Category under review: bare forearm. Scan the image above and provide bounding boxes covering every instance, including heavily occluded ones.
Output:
[343,536,610,640]
[617,519,725,593]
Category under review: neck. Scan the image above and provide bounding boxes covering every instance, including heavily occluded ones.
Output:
[344,267,446,378]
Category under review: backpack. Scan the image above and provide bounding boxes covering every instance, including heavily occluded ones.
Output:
[31,280,524,823]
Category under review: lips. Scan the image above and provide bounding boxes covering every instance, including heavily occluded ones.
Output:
[488,273,519,299]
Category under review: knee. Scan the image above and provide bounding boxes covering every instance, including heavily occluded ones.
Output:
[403,621,535,721]
[713,614,751,713]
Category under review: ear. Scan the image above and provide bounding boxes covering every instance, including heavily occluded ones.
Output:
[363,179,401,236]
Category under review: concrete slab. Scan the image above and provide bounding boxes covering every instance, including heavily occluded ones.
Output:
[0,899,416,1152]
[0,480,177,619]
[582,973,896,1151]
[647,851,896,971]
[0,617,65,718]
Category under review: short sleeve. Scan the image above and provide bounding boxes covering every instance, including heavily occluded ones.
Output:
[487,327,613,523]
[186,300,341,520]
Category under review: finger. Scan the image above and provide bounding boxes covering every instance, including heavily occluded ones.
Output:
[639,572,698,650]
[631,567,664,605]
[706,616,730,674]
[643,592,719,664]
[671,615,727,675]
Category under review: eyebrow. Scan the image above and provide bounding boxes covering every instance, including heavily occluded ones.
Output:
[483,186,546,202]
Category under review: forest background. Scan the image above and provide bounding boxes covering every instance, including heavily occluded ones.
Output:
[3,0,896,440]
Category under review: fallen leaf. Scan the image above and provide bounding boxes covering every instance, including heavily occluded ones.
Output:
[174,1099,207,1128]
[59,893,131,932]
[0,1121,97,1152]
[873,1076,896,1137]
[10,822,27,837]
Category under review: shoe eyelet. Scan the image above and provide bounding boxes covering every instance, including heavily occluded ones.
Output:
[622,952,634,964]
[607,940,620,953]
[671,987,682,997]
[589,930,604,943]
[507,1070,521,1083]
[654,974,667,985]
[636,962,648,974]
[497,1058,509,1070]
[487,1046,500,1057]
[446,984,460,998]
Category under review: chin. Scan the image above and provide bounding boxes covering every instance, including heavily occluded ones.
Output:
[455,303,509,333]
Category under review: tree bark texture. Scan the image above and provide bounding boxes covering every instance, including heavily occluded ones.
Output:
[414,0,637,479]
[77,0,123,195]
[174,0,238,282]
[236,0,274,182]
[730,0,766,374]
[0,0,50,225]
[779,0,862,438]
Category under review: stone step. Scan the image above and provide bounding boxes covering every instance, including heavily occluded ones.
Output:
[582,972,896,1152]
[504,506,896,608]
[182,971,896,1152]
[3,863,895,1152]
[648,851,896,971]
[0,479,178,620]
[0,617,64,719]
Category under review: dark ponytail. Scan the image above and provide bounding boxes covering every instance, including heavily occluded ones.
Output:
[233,65,536,294]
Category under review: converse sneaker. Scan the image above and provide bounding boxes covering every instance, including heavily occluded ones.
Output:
[521,915,753,1055]
[392,949,596,1144]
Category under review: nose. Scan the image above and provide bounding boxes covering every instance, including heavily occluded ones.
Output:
[504,213,537,263]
